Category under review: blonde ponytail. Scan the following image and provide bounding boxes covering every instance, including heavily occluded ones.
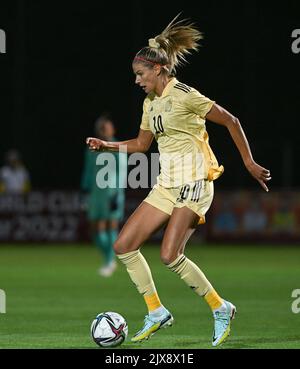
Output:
[133,14,203,75]
[155,14,203,72]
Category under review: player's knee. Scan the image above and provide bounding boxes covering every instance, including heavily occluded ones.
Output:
[160,249,178,265]
[113,237,136,255]
[113,239,124,255]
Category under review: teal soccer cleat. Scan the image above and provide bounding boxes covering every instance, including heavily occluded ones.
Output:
[131,311,174,342]
[212,300,236,347]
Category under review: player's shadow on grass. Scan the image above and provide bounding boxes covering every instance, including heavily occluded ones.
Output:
[120,338,210,349]
[107,335,300,349]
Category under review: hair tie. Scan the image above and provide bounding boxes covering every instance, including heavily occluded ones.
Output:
[148,38,160,49]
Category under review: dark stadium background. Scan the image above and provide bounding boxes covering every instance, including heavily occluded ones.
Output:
[1,0,299,190]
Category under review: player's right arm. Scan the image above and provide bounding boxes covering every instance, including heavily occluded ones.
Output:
[87,96,154,153]
[86,129,154,154]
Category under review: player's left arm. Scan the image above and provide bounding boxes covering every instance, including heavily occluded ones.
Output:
[206,103,271,192]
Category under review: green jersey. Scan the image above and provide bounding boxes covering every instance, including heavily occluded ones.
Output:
[81,139,127,220]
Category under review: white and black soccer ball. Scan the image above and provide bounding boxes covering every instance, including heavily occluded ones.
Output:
[91,312,128,347]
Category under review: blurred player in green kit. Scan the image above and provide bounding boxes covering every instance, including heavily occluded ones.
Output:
[81,114,127,277]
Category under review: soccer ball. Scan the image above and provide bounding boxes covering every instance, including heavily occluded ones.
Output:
[91,312,128,347]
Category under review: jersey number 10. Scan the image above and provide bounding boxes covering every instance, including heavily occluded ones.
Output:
[153,115,164,134]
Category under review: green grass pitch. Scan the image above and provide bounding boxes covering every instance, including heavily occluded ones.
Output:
[0,243,299,349]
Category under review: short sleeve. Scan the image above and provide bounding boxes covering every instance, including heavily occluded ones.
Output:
[139,97,152,131]
[184,89,215,119]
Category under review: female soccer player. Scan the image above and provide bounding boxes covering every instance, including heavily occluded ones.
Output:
[81,115,127,277]
[86,16,271,346]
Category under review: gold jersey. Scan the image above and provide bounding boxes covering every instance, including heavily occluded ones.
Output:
[140,78,224,188]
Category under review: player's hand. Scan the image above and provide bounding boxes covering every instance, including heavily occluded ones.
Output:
[86,137,106,151]
[246,161,271,192]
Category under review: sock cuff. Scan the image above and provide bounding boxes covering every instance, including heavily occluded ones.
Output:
[116,249,140,262]
[167,254,187,272]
